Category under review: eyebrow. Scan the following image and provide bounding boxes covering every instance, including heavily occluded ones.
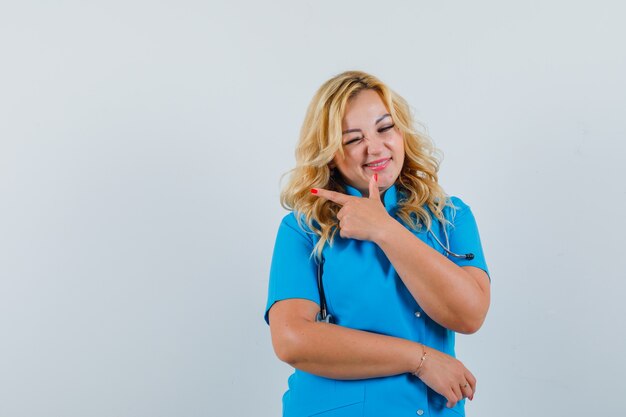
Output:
[342,113,392,135]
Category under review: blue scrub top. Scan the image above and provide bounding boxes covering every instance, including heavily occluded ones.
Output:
[265,184,489,417]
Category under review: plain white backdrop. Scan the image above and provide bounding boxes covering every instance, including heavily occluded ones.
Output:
[1,1,625,416]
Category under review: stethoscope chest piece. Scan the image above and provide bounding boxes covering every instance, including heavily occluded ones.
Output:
[315,311,334,323]
[429,222,474,260]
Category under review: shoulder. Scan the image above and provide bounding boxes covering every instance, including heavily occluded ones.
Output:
[449,196,471,211]
[280,211,300,228]
[280,211,312,230]
[277,212,317,244]
[445,196,474,222]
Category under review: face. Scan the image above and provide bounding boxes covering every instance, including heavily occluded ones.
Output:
[333,89,405,197]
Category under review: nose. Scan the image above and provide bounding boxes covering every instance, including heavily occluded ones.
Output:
[365,136,384,155]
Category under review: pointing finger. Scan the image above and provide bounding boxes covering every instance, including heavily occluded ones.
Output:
[368,173,381,201]
[311,188,351,206]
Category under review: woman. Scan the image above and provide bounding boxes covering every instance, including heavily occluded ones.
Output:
[265,71,491,416]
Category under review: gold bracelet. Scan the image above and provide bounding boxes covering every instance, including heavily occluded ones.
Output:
[412,343,427,377]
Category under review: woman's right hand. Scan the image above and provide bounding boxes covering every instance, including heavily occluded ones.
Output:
[415,346,477,408]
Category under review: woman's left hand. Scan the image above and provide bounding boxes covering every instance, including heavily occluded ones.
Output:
[312,174,392,242]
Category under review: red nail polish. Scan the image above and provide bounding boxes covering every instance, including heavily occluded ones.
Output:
[310,189,318,194]
[374,174,378,181]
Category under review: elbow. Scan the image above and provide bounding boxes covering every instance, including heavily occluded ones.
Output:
[454,307,489,334]
[271,324,309,366]
[452,292,490,334]
[273,337,298,365]
[455,317,485,335]
[268,300,321,366]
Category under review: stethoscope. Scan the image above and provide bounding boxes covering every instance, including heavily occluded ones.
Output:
[315,226,474,323]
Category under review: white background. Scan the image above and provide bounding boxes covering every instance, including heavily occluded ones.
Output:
[1,1,625,416]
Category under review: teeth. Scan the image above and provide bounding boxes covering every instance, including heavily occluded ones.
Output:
[367,159,388,167]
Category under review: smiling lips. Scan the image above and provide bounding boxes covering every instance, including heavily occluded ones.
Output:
[364,158,391,172]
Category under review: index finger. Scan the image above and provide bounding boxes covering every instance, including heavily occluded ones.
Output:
[311,188,351,205]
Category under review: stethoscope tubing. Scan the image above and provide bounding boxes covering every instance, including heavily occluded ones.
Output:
[428,229,474,260]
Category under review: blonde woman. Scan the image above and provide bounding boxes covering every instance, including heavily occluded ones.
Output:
[265,71,490,417]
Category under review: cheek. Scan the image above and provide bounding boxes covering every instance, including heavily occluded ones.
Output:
[392,137,405,156]
[341,150,363,169]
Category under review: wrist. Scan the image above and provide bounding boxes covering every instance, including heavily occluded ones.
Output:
[411,343,428,378]
[372,216,399,245]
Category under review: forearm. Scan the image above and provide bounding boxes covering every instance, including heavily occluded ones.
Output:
[374,218,489,333]
[269,299,477,407]
[270,303,421,379]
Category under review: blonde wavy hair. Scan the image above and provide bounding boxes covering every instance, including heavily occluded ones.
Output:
[281,70,451,258]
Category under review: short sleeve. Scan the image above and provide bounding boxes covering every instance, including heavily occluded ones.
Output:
[264,213,320,324]
[446,197,490,279]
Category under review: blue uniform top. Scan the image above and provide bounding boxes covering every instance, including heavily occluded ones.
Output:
[265,184,489,417]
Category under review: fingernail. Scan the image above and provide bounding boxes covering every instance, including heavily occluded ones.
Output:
[310,189,318,194]
[374,173,378,181]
